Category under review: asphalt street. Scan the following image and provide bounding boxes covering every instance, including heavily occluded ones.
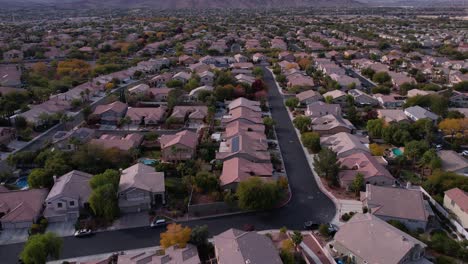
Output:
[0,67,336,263]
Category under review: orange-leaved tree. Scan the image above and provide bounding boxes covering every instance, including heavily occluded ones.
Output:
[160,223,192,249]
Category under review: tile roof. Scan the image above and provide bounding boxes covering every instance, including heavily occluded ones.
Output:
[119,163,165,193]
[160,130,198,149]
[213,229,282,264]
[220,158,273,186]
[362,185,430,222]
[445,188,468,212]
[334,213,426,264]
[0,188,48,223]
[46,170,93,202]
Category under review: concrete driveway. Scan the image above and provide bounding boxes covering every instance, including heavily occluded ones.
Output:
[47,220,76,237]
[0,227,29,245]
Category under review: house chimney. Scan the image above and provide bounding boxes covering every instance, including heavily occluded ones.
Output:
[406,182,412,189]
[53,175,57,182]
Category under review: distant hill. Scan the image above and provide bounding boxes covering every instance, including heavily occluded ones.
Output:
[0,0,364,9]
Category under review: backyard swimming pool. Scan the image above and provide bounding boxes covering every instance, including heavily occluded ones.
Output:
[15,176,29,189]
[139,158,159,166]
[392,148,403,156]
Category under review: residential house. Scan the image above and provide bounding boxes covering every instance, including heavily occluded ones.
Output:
[444,188,468,229]
[116,244,201,264]
[216,134,270,163]
[118,163,165,213]
[179,55,196,65]
[338,152,395,189]
[44,171,93,222]
[320,132,369,158]
[450,91,468,108]
[189,86,214,100]
[199,71,214,86]
[173,72,191,84]
[287,74,315,89]
[0,188,48,229]
[148,73,173,88]
[252,53,267,63]
[125,107,167,126]
[278,51,295,62]
[170,106,208,127]
[404,106,438,122]
[223,120,265,140]
[234,54,248,63]
[329,74,361,89]
[323,90,348,107]
[228,97,261,112]
[220,158,273,191]
[305,101,341,118]
[348,89,378,107]
[128,84,150,95]
[235,74,256,86]
[213,228,283,264]
[0,127,15,146]
[374,93,406,109]
[52,128,95,151]
[92,101,128,125]
[361,184,433,231]
[296,90,323,105]
[222,107,263,125]
[311,114,355,136]
[160,130,198,162]
[407,89,434,98]
[389,71,416,90]
[3,49,23,61]
[377,109,409,124]
[437,150,468,175]
[90,133,143,151]
[148,88,172,102]
[332,213,427,264]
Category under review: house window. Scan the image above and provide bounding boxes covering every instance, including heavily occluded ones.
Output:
[57,202,63,208]
[69,201,75,206]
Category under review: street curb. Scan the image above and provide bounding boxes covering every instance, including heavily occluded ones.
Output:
[267,68,340,224]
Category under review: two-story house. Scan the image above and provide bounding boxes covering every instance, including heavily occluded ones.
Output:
[44,170,93,223]
[118,163,165,213]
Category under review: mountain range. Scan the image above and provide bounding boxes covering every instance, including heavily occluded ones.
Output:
[0,0,364,9]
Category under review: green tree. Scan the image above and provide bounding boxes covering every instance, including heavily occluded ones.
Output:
[88,183,119,222]
[90,169,120,189]
[291,231,303,249]
[313,148,340,187]
[194,171,219,194]
[361,67,375,79]
[20,232,62,264]
[404,140,429,164]
[236,177,281,210]
[372,71,391,84]
[420,149,442,170]
[366,118,385,139]
[293,115,311,133]
[350,173,364,196]
[319,224,330,237]
[28,168,52,188]
[285,97,299,109]
[301,132,321,153]
[189,225,209,247]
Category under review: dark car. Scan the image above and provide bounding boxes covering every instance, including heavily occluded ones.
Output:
[304,221,320,230]
[74,229,94,238]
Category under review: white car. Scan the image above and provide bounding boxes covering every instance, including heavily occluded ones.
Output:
[74,229,93,237]
[462,150,468,156]
[150,219,167,228]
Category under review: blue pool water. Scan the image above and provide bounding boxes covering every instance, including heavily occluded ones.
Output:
[140,158,158,166]
[392,148,403,156]
[16,176,29,189]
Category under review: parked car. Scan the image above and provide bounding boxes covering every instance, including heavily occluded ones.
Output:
[304,221,320,230]
[150,219,167,228]
[327,223,339,235]
[74,229,94,238]
[462,150,468,156]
